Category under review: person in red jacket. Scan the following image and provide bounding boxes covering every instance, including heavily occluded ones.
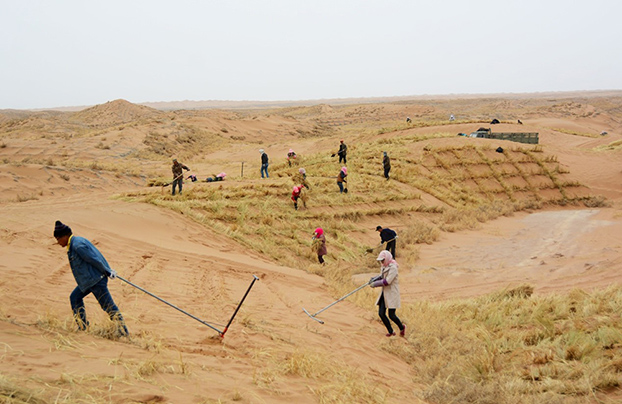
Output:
[291,185,303,210]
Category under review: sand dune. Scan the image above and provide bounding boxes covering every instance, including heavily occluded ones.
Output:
[0,93,621,403]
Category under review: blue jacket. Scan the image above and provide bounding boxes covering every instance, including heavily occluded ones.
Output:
[67,236,112,292]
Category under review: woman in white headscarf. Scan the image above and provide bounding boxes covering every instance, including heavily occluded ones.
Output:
[370,250,406,337]
[336,166,347,193]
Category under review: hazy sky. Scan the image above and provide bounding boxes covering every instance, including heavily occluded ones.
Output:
[1,0,621,109]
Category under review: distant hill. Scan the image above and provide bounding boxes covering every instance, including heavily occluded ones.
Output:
[16,90,622,112]
[69,99,165,126]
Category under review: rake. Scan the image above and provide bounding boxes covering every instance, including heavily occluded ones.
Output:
[303,280,372,324]
[118,274,259,338]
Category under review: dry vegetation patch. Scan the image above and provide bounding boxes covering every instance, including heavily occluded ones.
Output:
[122,138,603,274]
[385,285,622,403]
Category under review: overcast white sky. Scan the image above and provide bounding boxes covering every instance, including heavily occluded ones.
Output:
[1,0,621,109]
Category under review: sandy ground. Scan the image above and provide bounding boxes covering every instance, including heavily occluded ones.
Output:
[1,97,621,403]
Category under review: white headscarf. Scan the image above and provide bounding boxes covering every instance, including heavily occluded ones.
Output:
[376,250,397,268]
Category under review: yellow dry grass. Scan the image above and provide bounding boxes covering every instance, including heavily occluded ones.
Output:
[120,137,603,275]
[384,285,622,403]
[2,96,620,403]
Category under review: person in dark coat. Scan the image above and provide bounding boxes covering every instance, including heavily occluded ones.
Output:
[54,221,129,337]
[382,151,391,180]
[337,140,347,164]
[260,149,269,178]
[171,158,190,195]
[376,225,397,258]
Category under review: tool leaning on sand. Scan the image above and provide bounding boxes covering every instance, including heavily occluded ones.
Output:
[118,274,259,338]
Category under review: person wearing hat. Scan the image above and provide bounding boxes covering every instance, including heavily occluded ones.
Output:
[312,227,327,264]
[337,140,348,164]
[376,226,397,258]
[293,167,311,190]
[260,149,269,178]
[53,221,129,337]
[171,158,191,195]
[382,151,391,180]
[370,250,405,337]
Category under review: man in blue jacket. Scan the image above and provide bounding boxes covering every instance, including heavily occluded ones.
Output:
[54,221,129,337]
[376,225,398,258]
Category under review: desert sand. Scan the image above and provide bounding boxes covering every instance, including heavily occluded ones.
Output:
[0,92,621,403]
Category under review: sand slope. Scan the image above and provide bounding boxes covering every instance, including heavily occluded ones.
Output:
[1,93,621,403]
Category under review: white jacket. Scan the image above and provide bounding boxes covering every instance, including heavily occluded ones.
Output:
[375,262,401,309]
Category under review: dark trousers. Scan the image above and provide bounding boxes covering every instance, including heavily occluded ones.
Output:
[384,167,391,179]
[339,154,347,164]
[378,293,403,334]
[172,178,183,195]
[70,276,128,335]
[386,239,396,258]
[318,254,325,264]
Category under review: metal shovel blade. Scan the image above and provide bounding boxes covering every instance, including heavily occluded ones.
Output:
[303,308,324,324]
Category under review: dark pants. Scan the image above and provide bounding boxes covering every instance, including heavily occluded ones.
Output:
[384,167,391,179]
[386,239,396,258]
[338,182,344,193]
[318,255,325,264]
[378,293,403,334]
[70,276,128,336]
[172,178,183,195]
[339,153,347,164]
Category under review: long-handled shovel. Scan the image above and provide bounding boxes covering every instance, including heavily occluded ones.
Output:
[118,274,259,338]
[365,236,398,253]
[303,280,372,324]
[161,173,184,194]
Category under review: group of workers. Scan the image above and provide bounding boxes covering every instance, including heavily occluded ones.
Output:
[52,215,403,340]
[107,138,402,338]
[169,138,391,200]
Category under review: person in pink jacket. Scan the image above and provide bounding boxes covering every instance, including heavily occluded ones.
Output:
[370,250,406,337]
